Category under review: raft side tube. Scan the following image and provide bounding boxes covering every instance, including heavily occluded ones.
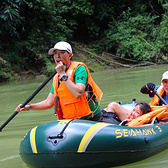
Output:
[20,119,168,168]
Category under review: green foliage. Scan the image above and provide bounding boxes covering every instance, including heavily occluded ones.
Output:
[0,0,168,82]
[0,57,11,82]
[41,56,55,76]
[0,0,26,38]
[2,40,46,73]
[94,3,167,62]
[155,2,168,59]
[107,11,159,61]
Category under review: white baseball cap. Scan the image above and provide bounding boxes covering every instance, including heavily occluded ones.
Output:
[161,71,168,81]
[48,41,72,55]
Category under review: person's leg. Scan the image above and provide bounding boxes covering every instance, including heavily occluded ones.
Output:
[106,102,129,121]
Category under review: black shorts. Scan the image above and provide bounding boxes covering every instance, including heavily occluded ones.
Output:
[88,109,121,125]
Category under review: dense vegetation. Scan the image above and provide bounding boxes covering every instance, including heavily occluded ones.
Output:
[0,0,167,81]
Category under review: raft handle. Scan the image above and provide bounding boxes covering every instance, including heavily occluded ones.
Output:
[48,134,63,139]
[48,119,74,145]
[48,134,63,145]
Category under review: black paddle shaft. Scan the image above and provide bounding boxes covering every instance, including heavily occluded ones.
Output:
[153,89,168,105]
[0,70,57,132]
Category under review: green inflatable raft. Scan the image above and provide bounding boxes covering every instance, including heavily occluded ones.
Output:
[20,102,168,168]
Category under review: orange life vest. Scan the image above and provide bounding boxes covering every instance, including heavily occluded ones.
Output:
[127,105,168,127]
[149,85,165,106]
[53,61,103,119]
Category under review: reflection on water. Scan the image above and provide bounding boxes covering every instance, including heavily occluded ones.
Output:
[0,64,168,168]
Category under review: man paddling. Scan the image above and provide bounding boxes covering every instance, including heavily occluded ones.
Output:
[15,41,104,121]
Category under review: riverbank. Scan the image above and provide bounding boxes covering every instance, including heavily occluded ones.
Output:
[0,44,160,83]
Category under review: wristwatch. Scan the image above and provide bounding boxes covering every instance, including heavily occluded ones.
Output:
[60,74,68,81]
